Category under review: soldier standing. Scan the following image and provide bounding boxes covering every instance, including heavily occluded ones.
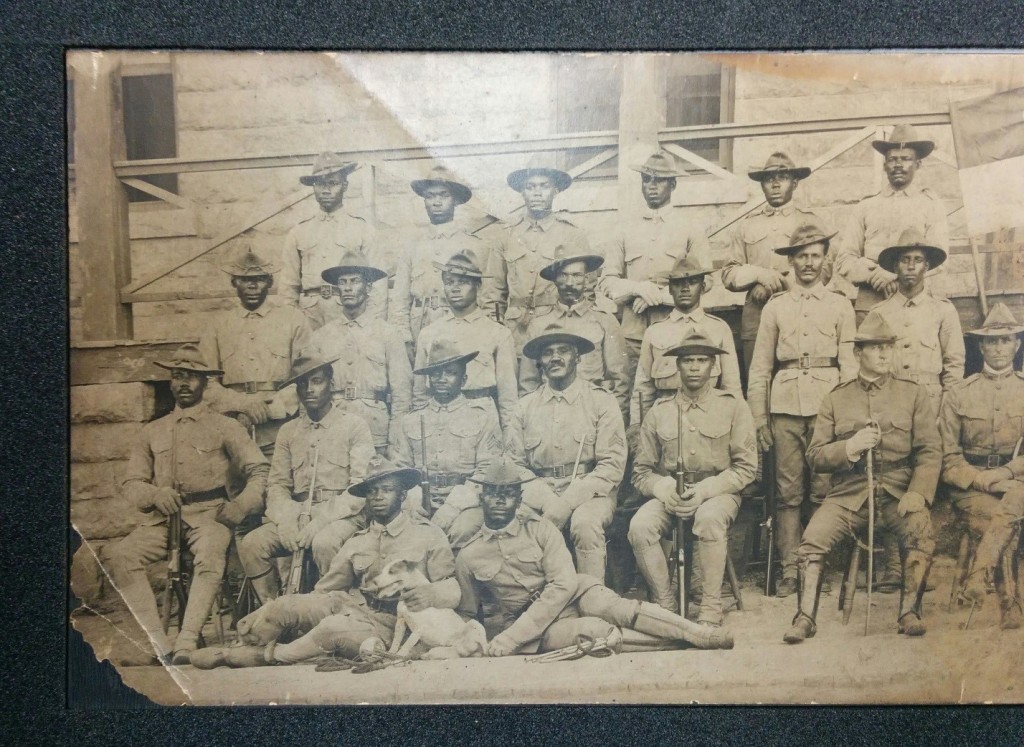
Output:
[483,163,592,359]
[630,331,757,626]
[390,165,492,348]
[238,355,376,605]
[784,316,941,644]
[279,152,384,330]
[102,344,269,664]
[393,338,504,551]
[455,457,734,656]
[746,223,857,597]
[413,250,518,431]
[631,254,741,426]
[311,251,413,456]
[834,125,949,321]
[721,152,824,380]
[938,303,1024,629]
[598,150,711,372]
[508,326,627,581]
[199,245,311,455]
[519,251,632,420]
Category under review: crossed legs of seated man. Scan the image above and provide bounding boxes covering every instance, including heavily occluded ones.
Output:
[960,486,1024,629]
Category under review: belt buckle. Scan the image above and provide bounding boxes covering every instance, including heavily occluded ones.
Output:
[799,354,811,369]
[429,296,440,310]
[987,454,1002,469]
[551,464,568,479]
[682,470,699,485]
[243,381,258,394]
[320,283,334,299]
[343,385,357,400]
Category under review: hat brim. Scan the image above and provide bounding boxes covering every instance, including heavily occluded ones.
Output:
[876,244,947,273]
[348,467,423,498]
[522,332,596,360]
[222,264,279,277]
[507,168,572,193]
[468,472,536,487]
[774,231,837,256]
[278,356,342,389]
[413,350,479,376]
[966,325,1024,337]
[663,343,727,358]
[665,268,714,281]
[870,141,935,159]
[321,264,388,285]
[538,254,605,281]
[853,336,897,345]
[299,162,359,185]
[410,178,472,205]
[431,261,485,279]
[747,167,811,182]
[154,361,224,377]
[629,165,686,178]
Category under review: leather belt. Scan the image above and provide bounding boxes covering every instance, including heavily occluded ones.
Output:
[507,299,555,309]
[303,285,339,299]
[675,469,717,485]
[181,486,228,504]
[293,488,347,505]
[365,595,399,615]
[778,356,838,370]
[226,381,283,394]
[511,586,545,618]
[429,472,469,489]
[412,295,444,309]
[898,372,941,385]
[851,456,912,474]
[965,452,1016,469]
[463,386,497,400]
[534,460,597,479]
[333,386,389,403]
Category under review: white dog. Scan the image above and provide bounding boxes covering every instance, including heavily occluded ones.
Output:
[362,558,487,659]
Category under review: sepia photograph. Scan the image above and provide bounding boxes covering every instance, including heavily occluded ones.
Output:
[67,49,1024,706]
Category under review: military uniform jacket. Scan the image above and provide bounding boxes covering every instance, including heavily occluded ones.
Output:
[518,300,631,419]
[631,306,741,424]
[456,513,590,649]
[939,369,1024,490]
[632,388,757,502]
[508,378,627,509]
[413,307,518,429]
[392,395,504,497]
[310,311,413,447]
[265,405,376,529]
[122,402,269,527]
[200,304,311,387]
[747,284,857,425]
[598,206,712,342]
[863,293,965,393]
[389,221,493,342]
[482,212,591,326]
[280,209,379,305]
[834,183,949,310]
[807,375,941,510]
[721,203,825,341]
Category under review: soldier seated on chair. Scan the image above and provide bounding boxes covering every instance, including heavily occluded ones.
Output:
[938,302,1024,629]
[101,344,269,665]
[784,315,941,644]
[237,354,376,606]
[629,330,757,627]
[454,457,734,657]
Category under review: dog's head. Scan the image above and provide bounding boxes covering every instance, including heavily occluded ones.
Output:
[235,604,279,645]
[361,558,426,599]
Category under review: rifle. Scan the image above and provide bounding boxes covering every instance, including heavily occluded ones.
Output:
[162,421,186,634]
[420,414,434,516]
[762,442,778,598]
[676,401,695,617]
[285,447,319,595]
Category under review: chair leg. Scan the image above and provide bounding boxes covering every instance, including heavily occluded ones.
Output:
[840,544,861,624]
[725,554,744,611]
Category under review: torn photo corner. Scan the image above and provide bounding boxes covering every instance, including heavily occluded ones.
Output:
[69,49,1024,706]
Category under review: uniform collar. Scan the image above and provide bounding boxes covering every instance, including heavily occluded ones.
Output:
[428,394,467,413]
[676,385,712,411]
[368,511,410,538]
[173,402,210,422]
[448,306,485,323]
[237,303,270,319]
[642,205,670,223]
[339,310,371,327]
[525,213,556,232]
[316,208,342,222]
[557,299,593,316]
[982,363,1015,379]
[899,290,928,308]
[668,306,707,324]
[761,202,793,217]
[857,373,889,391]
[541,377,583,404]
[427,221,460,240]
[479,516,522,540]
[791,282,826,300]
[300,403,341,429]
[882,182,923,198]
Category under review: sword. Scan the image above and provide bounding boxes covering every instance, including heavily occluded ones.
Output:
[865,445,875,636]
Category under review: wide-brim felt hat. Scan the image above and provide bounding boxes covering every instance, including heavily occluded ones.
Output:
[522,326,596,360]
[747,152,811,182]
[871,124,935,159]
[299,152,359,185]
[538,253,605,281]
[221,246,279,277]
[854,313,897,344]
[875,228,947,272]
[432,249,486,279]
[321,251,389,285]
[411,165,472,205]
[468,457,537,487]
[154,343,224,376]
[664,331,726,358]
[774,222,837,256]
[348,455,422,498]
[413,339,480,376]
[664,254,714,281]
[507,166,572,193]
[630,150,686,178]
[966,302,1024,337]
[279,353,341,389]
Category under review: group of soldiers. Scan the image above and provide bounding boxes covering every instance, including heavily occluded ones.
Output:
[101,124,1024,669]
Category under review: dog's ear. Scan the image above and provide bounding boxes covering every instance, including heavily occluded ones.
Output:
[392,559,417,574]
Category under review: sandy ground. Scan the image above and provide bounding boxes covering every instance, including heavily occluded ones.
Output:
[72,555,1024,706]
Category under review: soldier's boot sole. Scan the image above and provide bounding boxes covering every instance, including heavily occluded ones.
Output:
[783,614,816,644]
[897,613,927,637]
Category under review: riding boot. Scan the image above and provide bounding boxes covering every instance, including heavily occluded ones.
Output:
[783,556,823,644]
[964,519,1017,604]
[897,549,932,636]
[633,542,677,613]
[117,577,174,659]
[997,551,1023,630]
[877,532,902,593]
[695,537,728,626]
[174,575,222,661]
[629,601,734,650]
[776,505,803,589]
[575,547,607,585]
[249,569,280,606]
